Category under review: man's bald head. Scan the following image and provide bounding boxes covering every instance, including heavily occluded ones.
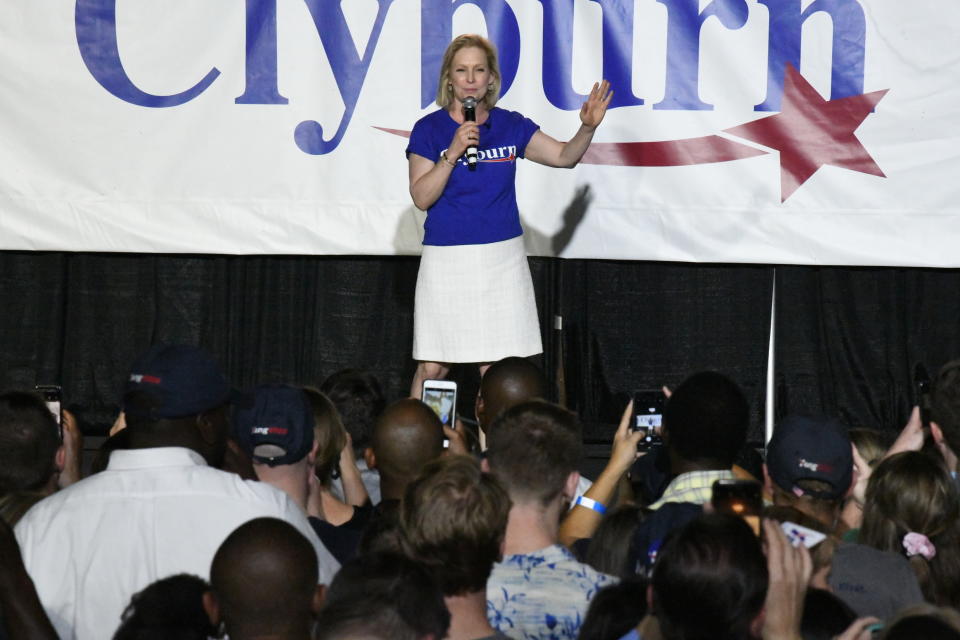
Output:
[209,518,319,637]
[369,399,444,497]
[478,357,549,432]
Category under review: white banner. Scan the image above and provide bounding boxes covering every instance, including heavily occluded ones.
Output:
[1,0,958,266]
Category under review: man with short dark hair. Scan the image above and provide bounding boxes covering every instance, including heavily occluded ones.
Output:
[356,398,446,554]
[205,518,323,640]
[0,391,62,500]
[400,455,511,640]
[316,552,450,640]
[15,344,338,640]
[476,357,594,505]
[364,398,445,506]
[476,356,548,436]
[651,514,769,640]
[0,389,84,526]
[627,371,750,574]
[647,371,749,509]
[485,400,617,640]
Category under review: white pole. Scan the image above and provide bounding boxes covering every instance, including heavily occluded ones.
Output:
[765,269,776,446]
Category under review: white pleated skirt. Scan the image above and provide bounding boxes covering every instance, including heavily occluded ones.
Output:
[413,235,542,363]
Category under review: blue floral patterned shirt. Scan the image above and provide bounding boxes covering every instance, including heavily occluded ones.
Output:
[486,544,618,640]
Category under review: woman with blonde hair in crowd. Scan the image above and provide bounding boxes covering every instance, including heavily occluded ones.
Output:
[859,451,960,608]
[841,427,890,532]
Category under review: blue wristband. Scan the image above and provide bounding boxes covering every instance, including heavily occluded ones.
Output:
[575,496,607,514]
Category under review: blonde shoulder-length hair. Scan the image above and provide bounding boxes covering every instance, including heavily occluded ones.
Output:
[435,34,501,110]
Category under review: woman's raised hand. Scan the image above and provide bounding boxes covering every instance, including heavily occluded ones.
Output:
[580,79,613,129]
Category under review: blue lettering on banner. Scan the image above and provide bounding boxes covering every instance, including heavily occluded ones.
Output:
[654,0,750,111]
[75,0,220,107]
[420,0,521,108]
[235,0,288,105]
[73,0,867,154]
[293,0,395,155]
[755,0,865,111]
[540,0,645,110]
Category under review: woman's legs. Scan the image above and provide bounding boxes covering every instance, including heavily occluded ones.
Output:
[410,361,451,399]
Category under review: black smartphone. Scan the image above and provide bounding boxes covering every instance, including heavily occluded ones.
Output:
[712,479,762,535]
[632,389,664,451]
[35,384,62,438]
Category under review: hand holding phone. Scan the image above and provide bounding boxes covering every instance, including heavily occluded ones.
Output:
[35,384,62,438]
[632,389,665,451]
[422,379,457,448]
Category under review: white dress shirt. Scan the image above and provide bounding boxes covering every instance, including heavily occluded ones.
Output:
[15,447,340,640]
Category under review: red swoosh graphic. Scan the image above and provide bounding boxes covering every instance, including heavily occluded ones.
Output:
[375,126,411,138]
[375,126,765,167]
[581,136,767,166]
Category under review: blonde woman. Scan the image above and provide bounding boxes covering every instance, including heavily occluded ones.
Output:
[406,34,612,397]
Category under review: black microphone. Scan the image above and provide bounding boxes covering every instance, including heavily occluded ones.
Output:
[463,96,478,171]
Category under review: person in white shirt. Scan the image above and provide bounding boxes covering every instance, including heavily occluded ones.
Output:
[14,344,339,640]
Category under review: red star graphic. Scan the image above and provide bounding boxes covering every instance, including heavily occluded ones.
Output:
[725,65,888,201]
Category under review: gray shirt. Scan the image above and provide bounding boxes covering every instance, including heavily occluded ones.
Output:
[829,542,925,621]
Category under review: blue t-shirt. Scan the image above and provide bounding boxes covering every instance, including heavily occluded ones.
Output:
[406,107,539,246]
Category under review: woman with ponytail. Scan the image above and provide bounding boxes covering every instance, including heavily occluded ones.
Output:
[859,451,960,608]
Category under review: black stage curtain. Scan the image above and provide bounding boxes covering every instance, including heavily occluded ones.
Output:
[2,251,956,442]
[775,266,960,433]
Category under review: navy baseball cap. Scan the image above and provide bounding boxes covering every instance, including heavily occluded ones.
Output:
[123,344,231,419]
[233,384,315,467]
[766,414,853,500]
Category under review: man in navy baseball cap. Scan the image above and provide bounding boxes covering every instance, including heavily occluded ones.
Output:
[765,414,853,503]
[123,344,232,421]
[233,384,317,512]
[234,385,315,468]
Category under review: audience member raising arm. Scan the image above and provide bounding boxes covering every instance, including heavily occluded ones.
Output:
[559,400,643,548]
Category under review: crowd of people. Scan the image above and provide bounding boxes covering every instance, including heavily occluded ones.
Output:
[3,347,960,640]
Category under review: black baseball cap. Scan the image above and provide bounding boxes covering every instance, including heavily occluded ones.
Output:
[123,344,231,419]
[766,414,853,500]
[233,384,315,467]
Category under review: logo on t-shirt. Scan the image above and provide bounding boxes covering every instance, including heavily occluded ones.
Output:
[477,144,517,163]
[442,145,518,165]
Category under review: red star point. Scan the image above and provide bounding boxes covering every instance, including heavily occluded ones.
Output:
[725,64,888,201]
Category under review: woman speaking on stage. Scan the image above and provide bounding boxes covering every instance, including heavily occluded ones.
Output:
[406,34,612,397]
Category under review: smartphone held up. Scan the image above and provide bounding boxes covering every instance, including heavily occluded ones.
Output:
[35,384,63,439]
[631,389,664,451]
[712,479,763,535]
[422,379,457,448]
